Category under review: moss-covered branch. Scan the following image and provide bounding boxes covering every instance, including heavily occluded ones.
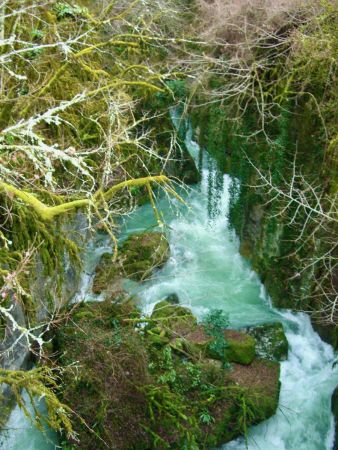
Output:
[0,175,169,221]
[0,367,73,436]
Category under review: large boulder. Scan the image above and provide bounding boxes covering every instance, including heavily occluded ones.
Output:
[149,300,197,339]
[120,232,170,281]
[92,232,170,293]
[203,359,280,447]
[182,325,256,365]
[55,301,281,450]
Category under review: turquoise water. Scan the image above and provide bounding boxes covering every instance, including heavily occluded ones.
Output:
[0,124,337,449]
[0,390,58,450]
[121,129,338,450]
[122,170,277,328]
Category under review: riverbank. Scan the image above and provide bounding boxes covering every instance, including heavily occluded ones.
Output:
[0,1,336,448]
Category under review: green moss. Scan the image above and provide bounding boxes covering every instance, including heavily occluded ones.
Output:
[246,323,288,361]
[121,232,170,280]
[0,367,73,437]
[151,300,195,321]
[92,253,119,294]
[223,331,256,365]
[149,300,197,340]
[55,300,281,449]
[202,358,280,447]
[0,393,16,429]
[93,232,170,293]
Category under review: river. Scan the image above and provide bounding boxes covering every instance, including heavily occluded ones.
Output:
[0,121,337,449]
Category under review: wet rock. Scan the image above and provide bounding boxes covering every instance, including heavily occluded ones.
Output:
[246,322,288,361]
[93,232,170,293]
[121,232,170,281]
[164,293,180,304]
[312,322,337,350]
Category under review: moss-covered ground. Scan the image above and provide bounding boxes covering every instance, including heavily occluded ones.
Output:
[55,296,283,449]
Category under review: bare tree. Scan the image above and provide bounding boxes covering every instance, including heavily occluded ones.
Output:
[247,153,337,324]
[0,0,189,435]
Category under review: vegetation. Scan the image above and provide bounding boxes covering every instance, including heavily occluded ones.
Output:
[54,297,282,449]
[0,0,195,340]
[0,366,73,435]
[190,0,337,329]
[93,232,170,293]
[0,0,196,438]
[0,0,336,445]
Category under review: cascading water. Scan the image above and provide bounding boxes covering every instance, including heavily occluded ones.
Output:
[122,120,338,450]
[224,311,337,450]
[1,118,336,449]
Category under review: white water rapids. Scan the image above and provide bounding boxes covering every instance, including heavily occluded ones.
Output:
[0,122,337,449]
[122,126,338,450]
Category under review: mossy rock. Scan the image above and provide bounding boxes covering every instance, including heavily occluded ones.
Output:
[146,332,170,347]
[92,252,120,294]
[184,325,214,357]
[55,301,281,449]
[181,324,256,365]
[204,359,281,447]
[150,300,197,337]
[120,232,169,281]
[228,359,281,418]
[151,300,193,320]
[164,293,180,304]
[92,232,170,294]
[246,322,288,361]
[223,330,256,365]
[198,358,223,372]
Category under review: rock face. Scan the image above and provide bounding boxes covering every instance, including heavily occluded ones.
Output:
[164,293,180,304]
[56,300,282,449]
[0,211,88,428]
[93,232,170,293]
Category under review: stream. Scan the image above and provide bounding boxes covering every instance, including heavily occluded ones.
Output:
[0,123,337,449]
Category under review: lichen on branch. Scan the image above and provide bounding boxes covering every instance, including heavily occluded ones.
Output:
[0,175,170,221]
